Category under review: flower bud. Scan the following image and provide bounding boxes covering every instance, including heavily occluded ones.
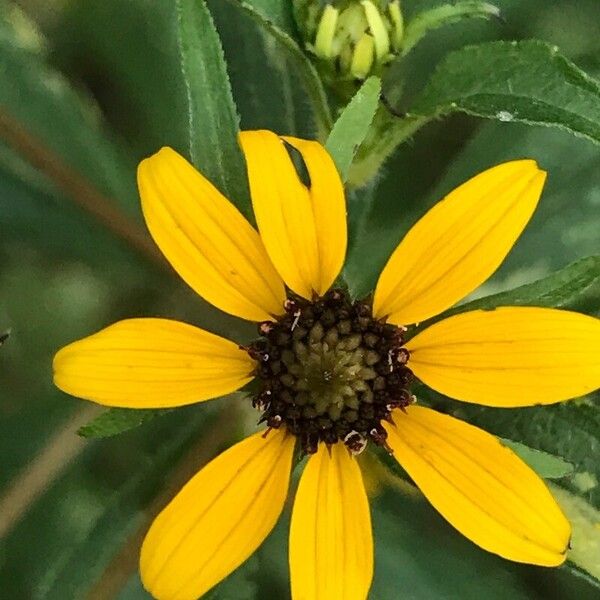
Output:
[294,0,405,88]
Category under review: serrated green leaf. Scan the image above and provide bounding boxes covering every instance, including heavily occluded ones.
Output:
[207,0,321,139]
[326,76,381,182]
[223,0,333,139]
[429,256,600,324]
[411,40,600,144]
[401,1,500,56]
[176,0,251,217]
[501,439,574,479]
[77,408,171,439]
[243,0,297,37]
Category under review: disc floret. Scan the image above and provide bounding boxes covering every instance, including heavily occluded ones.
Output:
[246,289,414,455]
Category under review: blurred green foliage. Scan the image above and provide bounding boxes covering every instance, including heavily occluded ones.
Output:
[1,1,599,599]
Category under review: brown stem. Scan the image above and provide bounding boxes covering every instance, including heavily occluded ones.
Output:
[0,109,167,270]
[0,405,101,539]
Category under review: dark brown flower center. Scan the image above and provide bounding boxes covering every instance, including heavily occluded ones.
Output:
[246,289,414,455]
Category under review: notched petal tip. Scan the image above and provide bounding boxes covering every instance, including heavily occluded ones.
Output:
[240,130,347,299]
[136,147,176,180]
[373,159,547,325]
[385,406,571,566]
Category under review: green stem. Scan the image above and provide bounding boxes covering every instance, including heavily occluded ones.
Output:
[347,106,429,187]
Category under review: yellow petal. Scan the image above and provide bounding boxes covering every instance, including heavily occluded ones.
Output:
[406,307,600,407]
[141,429,295,600]
[53,319,254,408]
[138,147,285,322]
[283,135,347,294]
[290,443,373,600]
[240,130,347,298]
[373,161,546,325]
[384,405,570,566]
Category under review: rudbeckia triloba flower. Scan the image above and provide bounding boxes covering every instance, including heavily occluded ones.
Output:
[54,130,600,600]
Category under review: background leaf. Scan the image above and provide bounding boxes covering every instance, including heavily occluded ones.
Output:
[221,0,332,138]
[77,408,172,439]
[47,0,190,157]
[326,76,381,182]
[411,39,600,144]
[426,256,600,325]
[208,0,324,138]
[346,121,600,299]
[176,0,251,215]
[30,406,229,599]
[241,0,297,37]
[0,5,155,275]
[500,439,574,479]
[0,7,136,209]
[401,1,501,56]
[353,36,600,187]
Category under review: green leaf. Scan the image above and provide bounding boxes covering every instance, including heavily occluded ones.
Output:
[326,76,381,182]
[223,0,333,139]
[176,0,251,216]
[411,40,600,144]
[401,1,501,56]
[501,439,574,479]
[51,0,190,157]
[431,256,600,323]
[242,0,297,36]
[0,162,143,274]
[0,8,152,273]
[207,0,323,139]
[77,408,171,439]
[0,8,137,211]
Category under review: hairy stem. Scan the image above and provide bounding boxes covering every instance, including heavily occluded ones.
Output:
[348,107,429,187]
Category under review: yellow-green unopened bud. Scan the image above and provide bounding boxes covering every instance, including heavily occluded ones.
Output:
[361,1,390,60]
[388,1,404,51]
[314,5,339,60]
[350,33,375,79]
[294,0,406,92]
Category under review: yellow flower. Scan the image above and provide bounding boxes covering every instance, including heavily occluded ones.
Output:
[53,130,600,600]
